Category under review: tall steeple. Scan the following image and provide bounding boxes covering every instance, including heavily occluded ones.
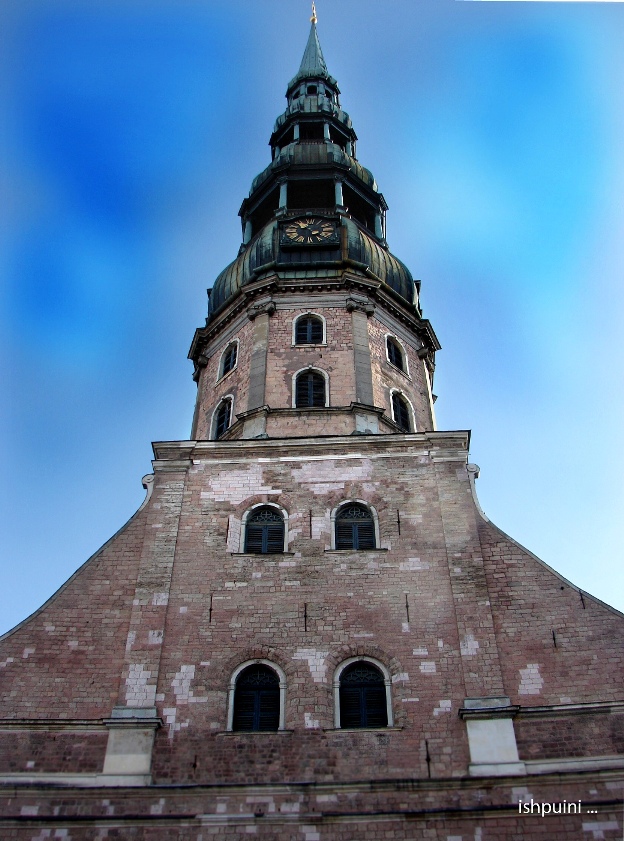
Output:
[295,15,329,81]
[188,15,440,442]
[2,11,623,837]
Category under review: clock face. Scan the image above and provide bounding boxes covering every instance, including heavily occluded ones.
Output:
[283,217,337,245]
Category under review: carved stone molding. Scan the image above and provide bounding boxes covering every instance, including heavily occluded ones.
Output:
[246,300,276,321]
[346,294,375,316]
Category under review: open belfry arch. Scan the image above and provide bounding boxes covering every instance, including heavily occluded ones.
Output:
[1,10,623,840]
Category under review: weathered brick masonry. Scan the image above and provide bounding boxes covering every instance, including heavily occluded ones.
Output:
[1,15,623,840]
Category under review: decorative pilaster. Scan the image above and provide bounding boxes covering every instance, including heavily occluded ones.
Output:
[459,697,525,777]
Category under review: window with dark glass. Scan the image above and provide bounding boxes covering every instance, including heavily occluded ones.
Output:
[214,399,232,439]
[221,343,237,377]
[391,393,411,433]
[386,337,404,372]
[232,664,280,731]
[295,315,323,345]
[244,507,285,554]
[339,662,388,729]
[295,371,326,407]
[335,504,375,550]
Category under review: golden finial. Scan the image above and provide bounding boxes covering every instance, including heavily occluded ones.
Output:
[311,2,317,24]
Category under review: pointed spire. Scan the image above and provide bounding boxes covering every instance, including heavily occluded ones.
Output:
[286,7,338,94]
[298,17,328,78]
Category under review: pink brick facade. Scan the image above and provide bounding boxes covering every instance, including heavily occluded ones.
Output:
[1,434,623,837]
[2,15,623,841]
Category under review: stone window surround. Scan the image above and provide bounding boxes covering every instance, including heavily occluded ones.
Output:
[292,311,327,346]
[227,659,287,732]
[389,388,416,433]
[292,365,330,408]
[216,338,240,383]
[384,333,410,378]
[333,656,394,729]
[210,394,235,440]
[330,500,380,551]
[240,502,290,554]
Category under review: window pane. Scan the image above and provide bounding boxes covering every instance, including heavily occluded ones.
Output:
[387,338,404,371]
[339,662,387,729]
[296,372,325,407]
[233,665,280,732]
[335,505,375,550]
[391,394,410,432]
[222,344,237,375]
[215,401,231,438]
[295,316,323,345]
[245,508,284,554]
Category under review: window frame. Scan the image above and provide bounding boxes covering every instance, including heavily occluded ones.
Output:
[241,503,288,554]
[217,339,239,381]
[385,335,408,375]
[211,395,234,440]
[292,367,329,408]
[330,500,380,551]
[333,657,393,729]
[292,313,327,347]
[227,660,287,732]
[390,390,414,433]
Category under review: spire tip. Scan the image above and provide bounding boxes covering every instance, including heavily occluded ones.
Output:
[310,2,317,24]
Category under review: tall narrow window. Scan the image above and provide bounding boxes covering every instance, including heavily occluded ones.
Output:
[295,371,326,407]
[339,661,388,729]
[214,399,232,439]
[232,664,280,731]
[386,337,404,372]
[295,315,323,345]
[391,393,411,433]
[245,507,285,554]
[220,343,237,377]
[335,504,375,550]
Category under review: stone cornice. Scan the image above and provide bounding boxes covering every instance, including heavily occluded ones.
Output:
[188,269,438,367]
[516,700,624,718]
[152,430,470,464]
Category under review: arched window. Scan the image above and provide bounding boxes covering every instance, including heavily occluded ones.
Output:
[232,664,280,732]
[244,506,285,554]
[295,315,324,345]
[335,504,375,550]
[295,370,326,407]
[339,661,388,729]
[220,342,238,377]
[386,337,405,372]
[214,398,232,439]
[391,392,411,432]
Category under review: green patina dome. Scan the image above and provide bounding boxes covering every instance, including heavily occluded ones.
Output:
[207,216,415,319]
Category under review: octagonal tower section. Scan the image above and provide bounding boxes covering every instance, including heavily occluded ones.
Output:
[188,23,440,442]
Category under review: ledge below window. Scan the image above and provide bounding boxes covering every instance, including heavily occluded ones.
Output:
[323,726,402,733]
[324,548,389,554]
[216,730,294,737]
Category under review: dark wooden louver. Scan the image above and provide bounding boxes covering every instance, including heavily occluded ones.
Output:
[295,316,323,345]
[387,337,404,371]
[295,371,326,407]
[233,664,280,731]
[335,504,375,550]
[339,662,388,729]
[245,507,285,554]
[215,400,231,438]
[391,393,410,432]
[221,343,237,375]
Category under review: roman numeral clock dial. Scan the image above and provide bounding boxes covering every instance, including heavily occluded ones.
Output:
[281,217,338,246]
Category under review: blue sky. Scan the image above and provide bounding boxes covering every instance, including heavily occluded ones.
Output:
[2,0,623,635]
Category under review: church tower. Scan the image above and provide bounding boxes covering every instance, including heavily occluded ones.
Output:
[188,15,438,444]
[1,14,623,840]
